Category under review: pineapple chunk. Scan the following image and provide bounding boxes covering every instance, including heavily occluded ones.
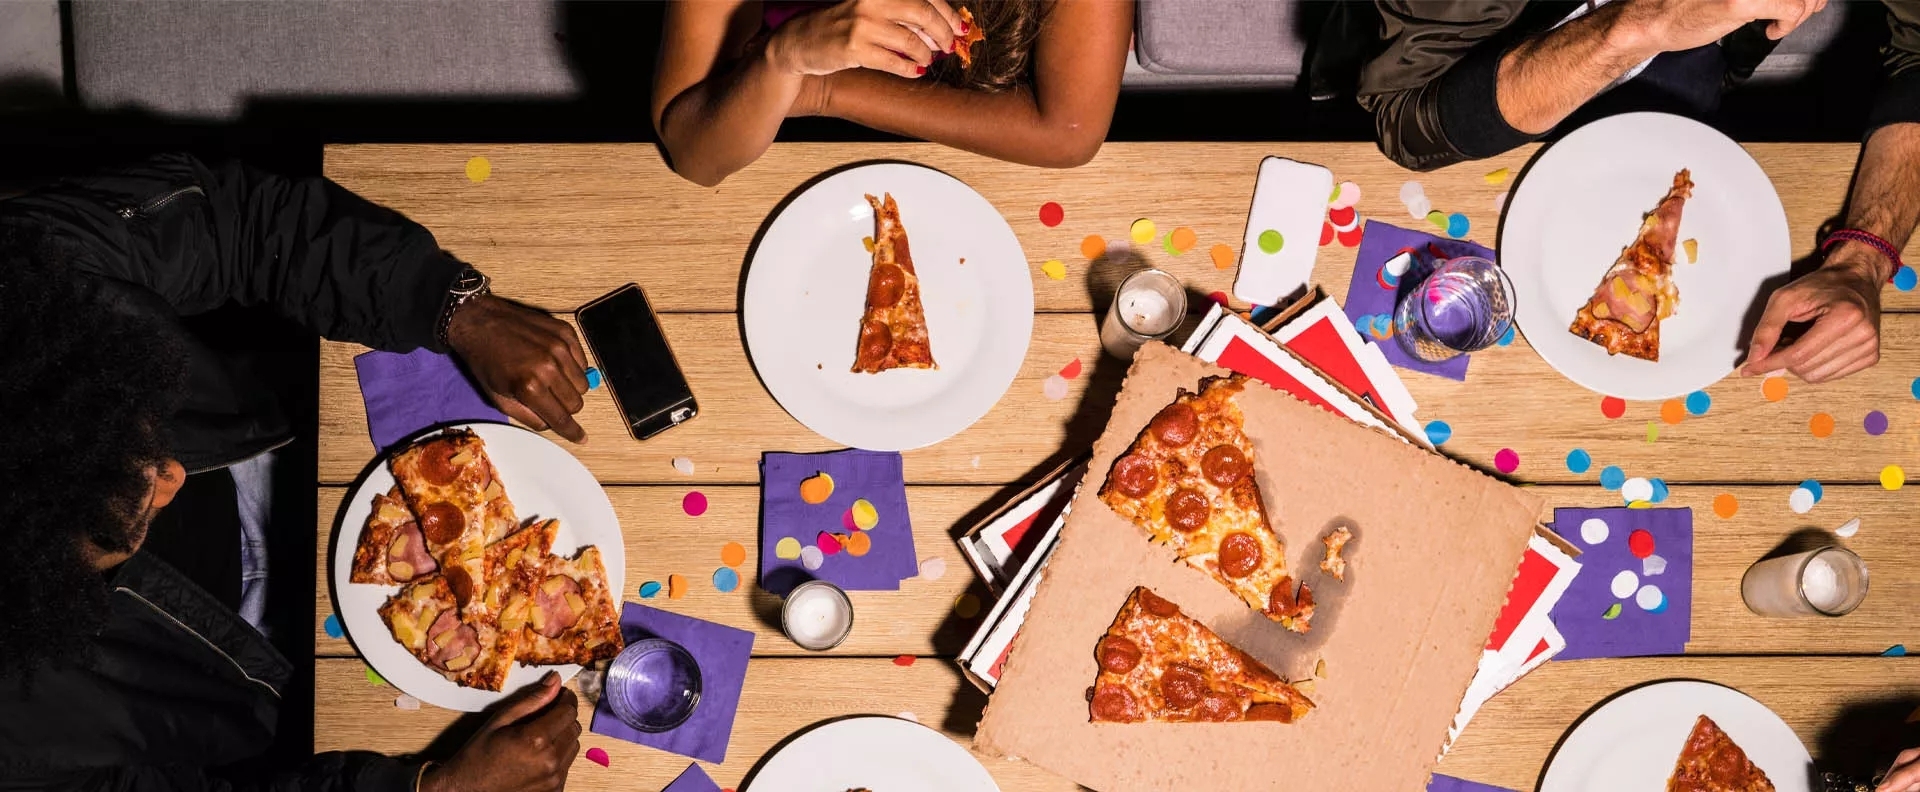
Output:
[388,561,415,581]
[483,480,504,501]
[564,592,587,622]
[541,575,570,596]
[1593,302,1611,319]
[448,449,474,467]
[433,623,461,649]
[530,600,549,632]
[390,612,420,647]
[1610,277,1630,299]
[410,584,438,604]
[388,533,409,558]
[501,596,531,632]
[506,548,524,569]
[444,649,475,672]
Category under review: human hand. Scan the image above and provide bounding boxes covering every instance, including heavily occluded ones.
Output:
[766,0,964,80]
[1879,747,1920,792]
[447,294,590,443]
[421,672,582,792]
[1614,0,1825,53]
[1741,253,1886,383]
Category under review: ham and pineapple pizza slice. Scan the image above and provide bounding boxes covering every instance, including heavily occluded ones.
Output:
[476,518,558,623]
[952,6,987,67]
[1088,587,1314,724]
[1667,715,1776,792]
[349,487,438,585]
[1570,169,1692,362]
[378,575,522,691]
[389,429,518,609]
[852,193,936,373]
[506,546,625,666]
[1098,375,1315,632]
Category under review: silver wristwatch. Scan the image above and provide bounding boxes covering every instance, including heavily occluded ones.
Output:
[435,266,492,348]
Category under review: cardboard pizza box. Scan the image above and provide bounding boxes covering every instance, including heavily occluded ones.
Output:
[955,454,1089,591]
[973,343,1545,792]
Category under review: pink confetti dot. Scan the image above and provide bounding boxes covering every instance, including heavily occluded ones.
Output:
[682,491,708,517]
[1628,529,1655,559]
[1493,448,1520,474]
[842,508,858,531]
[1208,291,1230,307]
[818,531,842,555]
[584,747,609,767]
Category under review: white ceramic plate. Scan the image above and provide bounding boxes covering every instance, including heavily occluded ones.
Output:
[329,422,624,712]
[1540,680,1813,792]
[746,716,1001,792]
[743,162,1034,451]
[1502,112,1791,400]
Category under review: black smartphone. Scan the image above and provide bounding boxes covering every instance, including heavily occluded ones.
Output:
[577,284,697,441]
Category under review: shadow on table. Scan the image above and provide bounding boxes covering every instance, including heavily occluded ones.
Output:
[1816,696,1920,782]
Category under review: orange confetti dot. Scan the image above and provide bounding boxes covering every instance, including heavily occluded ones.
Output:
[798,472,834,504]
[1660,399,1687,425]
[1170,226,1198,253]
[844,531,872,557]
[720,541,746,568]
[1713,493,1739,519]
[667,574,688,599]
[1761,376,1788,402]
[1210,244,1235,270]
[1600,396,1626,419]
[1080,235,1106,260]
[1810,412,1835,438]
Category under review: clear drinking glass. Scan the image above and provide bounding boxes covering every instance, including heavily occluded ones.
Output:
[605,638,703,732]
[1393,256,1516,363]
[1099,268,1187,359]
[1740,545,1868,617]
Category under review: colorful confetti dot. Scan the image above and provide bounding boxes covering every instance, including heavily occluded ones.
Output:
[1040,259,1066,280]
[721,541,747,568]
[682,491,708,517]
[1170,226,1197,253]
[1446,213,1470,239]
[1424,420,1452,445]
[919,557,948,581]
[1210,244,1235,270]
[585,367,602,390]
[1328,206,1359,230]
[366,667,386,686]
[1628,529,1655,559]
[324,613,343,639]
[1712,493,1739,518]
[1646,421,1659,444]
[1836,518,1861,538]
[774,537,802,561]
[817,532,842,555]
[1038,201,1064,227]
[841,508,859,531]
[1426,210,1447,229]
[394,694,421,710]
[1602,603,1622,620]
[1884,465,1906,491]
[1330,181,1362,209]
[1059,358,1083,380]
[1080,235,1105,260]
[1130,218,1157,245]
[1600,396,1627,419]
[712,567,740,592]
[1684,391,1711,416]
[1649,478,1670,503]
[1494,191,1509,213]
[1628,500,1653,510]
[1610,570,1640,599]
[896,711,920,723]
[1660,399,1687,424]
[465,156,491,183]
[1762,377,1789,402]
[1912,377,1920,399]
[893,655,916,667]
[1161,234,1180,257]
[1208,291,1231,307]
[1336,224,1365,247]
[1866,410,1890,435]
[1898,266,1918,291]
[672,456,696,475]
[799,545,824,571]
[1810,412,1836,438]
[1635,584,1664,611]
[1789,486,1815,514]
[844,531,872,557]
[1494,448,1519,474]
[1497,325,1515,346]
[1600,466,1626,490]
[1643,554,1668,576]
[1257,229,1284,255]
[667,574,688,599]
[585,747,610,767]
[1566,448,1592,474]
[863,236,875,254]
[1621,477,1653,503]
[1042,374,1070,400]
[850,498,880,530]
[1580,517,1610,545]
[1886,645,1908,657]
[1484,167,1510,185]
[1800,479,1824,503]
[639,581,663,598]
[798,472,835,504]
[954,593,982,619]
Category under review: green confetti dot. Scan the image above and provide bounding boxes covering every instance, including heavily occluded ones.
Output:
[1602,603,1622,620]
[365,667,386,686]
[1427,210,1448,228]
[1162,233,1181,257]
[1257,229,1283,255]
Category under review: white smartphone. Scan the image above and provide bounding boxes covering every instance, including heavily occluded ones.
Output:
[1232,156,1335,307]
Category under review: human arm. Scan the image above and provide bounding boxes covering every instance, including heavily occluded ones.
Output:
[1883,746,1920,792]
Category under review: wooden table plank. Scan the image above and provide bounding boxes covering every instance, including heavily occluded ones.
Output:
[317,484,1920,658]
[323,142,1920,316]
[312,655,1920,792]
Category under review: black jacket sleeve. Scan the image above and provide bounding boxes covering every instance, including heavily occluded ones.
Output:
[0,152,463,352]
[1357,1,1534,171]
[1871,1,1920,133]
[43,753,423,792]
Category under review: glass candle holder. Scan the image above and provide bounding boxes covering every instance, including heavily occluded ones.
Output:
[1099,268,1187,359]
[1740,545,1868,617]
[782,580,854,651]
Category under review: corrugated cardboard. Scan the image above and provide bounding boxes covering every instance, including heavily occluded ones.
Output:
[974,343,1545,791]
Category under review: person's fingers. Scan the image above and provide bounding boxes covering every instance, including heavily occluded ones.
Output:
[484,671,561,730]
[886,0,957,49]
[867,19,935,68]
[551,322,591,390]
[1897,747,1920,765]
[1741,290,1806,374]
[1758,0,1818,38]
[536,383,589,443]
[514,378,587,443]
[919,0,965,41]
[493,395,551,433]
[541,359,586,414]
[1880,758,1920,792]
[528,685,582,742]
[1798,324,1879,382]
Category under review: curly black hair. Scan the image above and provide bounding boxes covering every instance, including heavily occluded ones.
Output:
[0,224,187,676]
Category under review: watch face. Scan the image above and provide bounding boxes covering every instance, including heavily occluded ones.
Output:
[452,268,490,296]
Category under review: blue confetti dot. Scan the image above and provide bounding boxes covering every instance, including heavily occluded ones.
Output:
[1684,390,1711,416]
[1497,325,1516,346]
[1649,478,1669,503]
[1566,448,1592,474]
[1600,465,1626,490]
[712,567,740,593]
[1648,591,1669,614]
[1912,377,1920,400]
[1424,420,1452,445]
[1446,212,1470,239]
[323,613,343,639]
[639,581,662,598]
[585,367,603,390]
[1898,266,1917,292]
[1886,644,1908,657]
[1800,478,1824,503]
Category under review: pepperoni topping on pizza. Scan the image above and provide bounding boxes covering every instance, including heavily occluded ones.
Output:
[858,321,893,364]
[1138,588,1181,618]
[1110,454,1158,498]
[1090,684,1139,721]
[1098,636,1142,673]
[867,264,905,308]
[419,444,465,487]
[1218,532,1263,578]
[418,502,466,546]
[1201,445,1249,486]
[1158,665,1206,709]
[1149,403,1199,447]
[1089,587,1314,725]
[1165,488,1210,532]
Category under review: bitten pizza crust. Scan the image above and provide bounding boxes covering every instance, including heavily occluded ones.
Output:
[1570,170,1692,362]
[1098,375,1314,631]
[389,429,519,610]
[1088,587,1314,724]
[349,487,438,585]
[953,7,986,67]
[853,193,937,373]
[508,546,626,666]
[1667,715,1776,792]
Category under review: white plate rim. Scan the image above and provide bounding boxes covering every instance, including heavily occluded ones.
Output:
[1539,679,1813,792]
[327,421,624,712]
[743,715,1002,792]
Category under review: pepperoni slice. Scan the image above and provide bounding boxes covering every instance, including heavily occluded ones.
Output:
[1201,445,1250,487]
[1269,576,1298,615]
[1097,636,1142,674]
[419,443,464,487]
[1090,684,1139,722]
[858,320,893,364]
[1246,702,1297,723]
[1109,454,1158,498]
[867,264,906,308]
[1159,665,1206,709]
[1148,403,1199,447]
[1218,532,1263,579]
[1138,588,1180,618]
[1165,488,1210,533]
[445,566,476,608]
[418,502,466,545]
[1195,694,1241,722]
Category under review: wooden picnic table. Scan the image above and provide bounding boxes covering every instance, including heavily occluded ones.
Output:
[314,142,1920,791]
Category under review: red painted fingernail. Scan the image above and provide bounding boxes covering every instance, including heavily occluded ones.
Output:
[915,66,926,76]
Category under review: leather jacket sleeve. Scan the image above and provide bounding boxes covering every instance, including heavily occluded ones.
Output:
[1357,1,1533,171]
[41,754,425,792]
[1872,1,1920,133]
[0,152,462,352]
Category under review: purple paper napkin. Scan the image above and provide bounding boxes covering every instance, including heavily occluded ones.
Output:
[1428,774,1520,792]
[759,450,919,595]
[353,348,507,449]
[1548,507,1693,659]
[1344,220,1498,381]
[661,763,722,792]
[590,603,753,764]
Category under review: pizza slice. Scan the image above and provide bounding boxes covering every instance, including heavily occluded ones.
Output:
[852,193,937,373]
[476,518,558,621]
[1667,715,1776,792]
[505,545,626,666]
[377,574,522,691]
[349,487,438,585]
[1570,169,1692,362]
[389,429,519,609]
[1098,375,1309,631]
[953,6,987,68]
[1088,587,1314,724]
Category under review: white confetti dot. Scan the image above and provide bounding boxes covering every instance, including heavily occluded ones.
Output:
[1405,195,1433,220]
[1635,584,1663,611]
[1384,251,1414,278]
[896,711,920,723]
[1835,517,1860,538]
[1579,517,1611,545]
[799,545,824,571]
[394,694,421,711]
[671,457,695,475]
[1610,570,1640,599]
[1642,554,1667,577]
[1621,477,1653,504]
[919,557,948,581]
[1789,487,1815,514]
[1399,180,1426,203]
[1494,191,1509,214]
[1042,374,1070,401]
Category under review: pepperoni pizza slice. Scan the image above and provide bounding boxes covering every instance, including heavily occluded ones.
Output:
[852,193,937,373]
[506,546,626,666]
[1098,375,1314,632]
[378,574,522,691]
[1667,715,1776,792]
[389,429,519,610]
[953,7,987,68]
[1570,169,1692,362]
[349,487,438,585]
[1088,587,1314,724]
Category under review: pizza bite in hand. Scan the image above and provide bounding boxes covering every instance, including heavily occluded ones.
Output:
[506,546,626,666]
[953,7,987,68]
[350,487,437,585]
[1667,715,1775,792]
[853,193,936,373]
[1569,170,1692,362]
[1088,587,1314,724]
[1099,376,1311,631]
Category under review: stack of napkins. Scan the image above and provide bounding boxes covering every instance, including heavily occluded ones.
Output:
[758,450,919,596]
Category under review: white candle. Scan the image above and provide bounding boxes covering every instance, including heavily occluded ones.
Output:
[1119,290,1175,335]
[782,581,853,651]
[1801,553,1846,612]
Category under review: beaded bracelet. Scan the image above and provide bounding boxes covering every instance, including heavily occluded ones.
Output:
[1821,228,1905,282]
